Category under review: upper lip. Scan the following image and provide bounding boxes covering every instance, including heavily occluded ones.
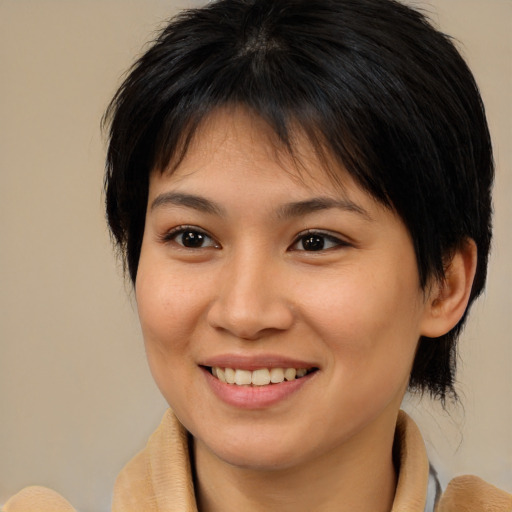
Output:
[199,354,319,371]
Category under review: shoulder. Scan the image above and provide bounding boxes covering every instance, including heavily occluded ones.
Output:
[2,486,76,512]
[437,475,512,512]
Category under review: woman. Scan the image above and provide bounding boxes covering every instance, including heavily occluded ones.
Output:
[4,0,511,510]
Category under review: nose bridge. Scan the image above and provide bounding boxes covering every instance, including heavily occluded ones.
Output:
[208,243,293,339]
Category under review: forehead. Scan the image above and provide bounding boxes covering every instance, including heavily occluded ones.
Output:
[154,106,363,201]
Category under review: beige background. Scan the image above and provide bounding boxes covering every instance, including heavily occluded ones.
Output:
[0,1,510,510]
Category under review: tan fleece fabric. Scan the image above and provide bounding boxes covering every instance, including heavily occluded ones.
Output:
[3,410,511,511]
[3,486,75,512]
[112,409,197,512]
[391,411,430,511]
[436,475,512,512]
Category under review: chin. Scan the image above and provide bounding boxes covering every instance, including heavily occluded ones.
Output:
[195,427,309,471]
[215,444,304,471]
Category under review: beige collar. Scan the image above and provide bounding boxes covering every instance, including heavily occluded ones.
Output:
[392,411,430,511]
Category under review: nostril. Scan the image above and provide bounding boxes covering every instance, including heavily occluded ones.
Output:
[206,273,294,339]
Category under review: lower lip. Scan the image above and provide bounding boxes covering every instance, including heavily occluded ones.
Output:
[201,367,316,409]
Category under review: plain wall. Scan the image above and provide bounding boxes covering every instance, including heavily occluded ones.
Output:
[0,1,510,510]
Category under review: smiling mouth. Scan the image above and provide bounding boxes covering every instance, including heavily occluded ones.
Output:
[207,366,317,386]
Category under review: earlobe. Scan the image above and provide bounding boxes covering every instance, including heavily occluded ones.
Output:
[420,239,478,338]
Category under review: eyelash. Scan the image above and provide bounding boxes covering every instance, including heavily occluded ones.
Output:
[160,226,349,252]
[289,230,349,252]
[160,225,219,249]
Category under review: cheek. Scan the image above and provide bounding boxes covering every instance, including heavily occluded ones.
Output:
[296,265,423,385]
[299,268,421,336]
[135,257,210,390]
[137,259,203,340]
[135,262,205,407]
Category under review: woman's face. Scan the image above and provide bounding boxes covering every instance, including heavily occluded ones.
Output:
[136,108,431,470]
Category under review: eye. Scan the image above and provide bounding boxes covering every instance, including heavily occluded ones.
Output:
[290,231,348,252]
[162,226,219,249]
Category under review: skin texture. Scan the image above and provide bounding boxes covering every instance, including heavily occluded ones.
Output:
[135,108,476,512]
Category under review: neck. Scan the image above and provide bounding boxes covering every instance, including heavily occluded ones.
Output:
[193,412,398,512]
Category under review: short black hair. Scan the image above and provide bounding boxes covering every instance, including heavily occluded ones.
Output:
[103,0,493,402]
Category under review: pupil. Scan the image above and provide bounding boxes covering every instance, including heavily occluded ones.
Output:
[182,231,204,248]
[303,235,324,251]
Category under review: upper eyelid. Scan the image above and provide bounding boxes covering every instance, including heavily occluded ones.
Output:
[165,224,207,233]
[293,229,348,242]
[160,225,218,245]
[289,229,351,250]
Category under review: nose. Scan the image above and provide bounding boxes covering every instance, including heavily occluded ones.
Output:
[207,250,294,340]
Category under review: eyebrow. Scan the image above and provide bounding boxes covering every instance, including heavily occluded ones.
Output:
[150,192,371,221]
[276,197,372,221]
[150,192,226,216]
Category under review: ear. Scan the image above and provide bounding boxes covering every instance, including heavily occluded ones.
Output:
[420,239,478,338]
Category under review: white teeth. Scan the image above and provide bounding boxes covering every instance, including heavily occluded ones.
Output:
[270,368,284,383]
[217,368,226,383]
[224,367,236,384]
[235,369,252,385]
[211,366,312,385]
[252,368,271,386]
[284,368,297,381]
